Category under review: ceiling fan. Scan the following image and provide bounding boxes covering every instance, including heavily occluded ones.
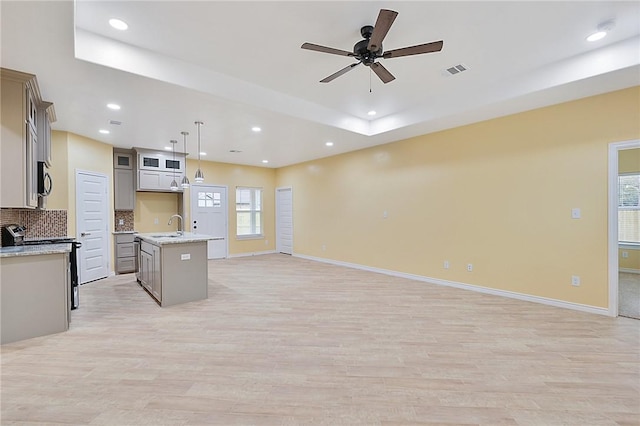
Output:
[301,9,443,84]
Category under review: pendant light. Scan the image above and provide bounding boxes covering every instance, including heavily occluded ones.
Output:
[169,139,179,191]
[180,131,190,188]
[194,121,205,183]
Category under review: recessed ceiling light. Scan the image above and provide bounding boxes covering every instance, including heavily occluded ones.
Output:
[367,110,377,116]
[262,160,269,164]
[108,18,128,31]
[587,19,615,42]
[199,152,207,156]
[587,31,607,42]
[107,103,121,110]
[99,129,110,134]
[251,126,261,132]
[325,141,334,147]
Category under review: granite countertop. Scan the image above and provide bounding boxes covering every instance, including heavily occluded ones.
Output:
[0,244,72,258]
[136,232,214,246]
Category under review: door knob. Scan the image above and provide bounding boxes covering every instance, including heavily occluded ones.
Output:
[80,232,92,237]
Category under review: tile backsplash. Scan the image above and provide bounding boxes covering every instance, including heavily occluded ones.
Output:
[115,210,134,232]
[0,208,68,243]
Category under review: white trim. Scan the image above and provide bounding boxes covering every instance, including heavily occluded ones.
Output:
[608,139,640,317]
[228,250,277,258]
[619,268,640,274]
[294,254,610,317]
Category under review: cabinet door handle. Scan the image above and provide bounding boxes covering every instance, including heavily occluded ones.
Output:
[80,232,92,237]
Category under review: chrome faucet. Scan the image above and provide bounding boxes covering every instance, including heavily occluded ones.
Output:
[168,214,184,235]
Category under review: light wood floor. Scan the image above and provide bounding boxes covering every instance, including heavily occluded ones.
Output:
[2,254,639,425]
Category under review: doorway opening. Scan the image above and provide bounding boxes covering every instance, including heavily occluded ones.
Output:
[608,140,640,318]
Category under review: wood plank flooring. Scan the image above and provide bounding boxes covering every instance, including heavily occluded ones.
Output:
[2,254,639,425]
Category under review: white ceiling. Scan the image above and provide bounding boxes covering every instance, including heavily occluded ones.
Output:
[2,1,639,168]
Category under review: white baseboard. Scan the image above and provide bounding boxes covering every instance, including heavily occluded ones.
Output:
[620,268,640,274]
[229,250,277,258]
[294,253,610,317]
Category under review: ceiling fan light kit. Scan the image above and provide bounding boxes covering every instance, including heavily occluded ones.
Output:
[301,9,443,84]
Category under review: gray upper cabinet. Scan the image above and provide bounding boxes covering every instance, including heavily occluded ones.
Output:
[134,148,186,192]
[37,101,55,166]
[113,150,135,210]
[0,68,53,209]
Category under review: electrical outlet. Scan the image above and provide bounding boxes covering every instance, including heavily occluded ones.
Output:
[571,208,581,219]
[467,263,473,272]
[571,275,581,286]
[383,210,388,219]
[622,251,629,258]
[154,217,159,225]
[118,219,124,225]
[322,244,326,251]
[265,239,269,245]
[181,253,191,261]
[444,260,450,269]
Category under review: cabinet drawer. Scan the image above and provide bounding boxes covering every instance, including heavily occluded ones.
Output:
[117,242,135,257]
[115,233,135,244]
[116,257,135,273]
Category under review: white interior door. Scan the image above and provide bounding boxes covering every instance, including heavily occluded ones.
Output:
[76,170,109,284]
[190,184,228,259]
[276,187,293,255]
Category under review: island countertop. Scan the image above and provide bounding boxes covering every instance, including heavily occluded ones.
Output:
[0,244,71,258]
[135,232,214,246]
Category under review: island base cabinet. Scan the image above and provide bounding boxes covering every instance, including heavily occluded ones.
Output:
[160,242,207,307]
[1,253,69,344]
[137,239,208,307]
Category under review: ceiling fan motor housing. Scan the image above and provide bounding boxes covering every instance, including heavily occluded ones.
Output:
[354,27,383,66]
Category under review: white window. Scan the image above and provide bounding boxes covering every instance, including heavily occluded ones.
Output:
[236,187,262,238]
[618,174,640,244]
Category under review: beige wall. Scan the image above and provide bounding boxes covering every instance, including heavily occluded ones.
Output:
[276,86,640,309]
[134,192,181,233]
[619,147,640,174]
[182,159,276,255]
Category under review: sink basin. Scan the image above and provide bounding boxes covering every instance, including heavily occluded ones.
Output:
[151,234,180,238]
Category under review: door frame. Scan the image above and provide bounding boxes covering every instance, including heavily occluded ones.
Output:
[75,169,111,283]
[276,186,293,254]
[189,183,229,259]
[608,139,640,317]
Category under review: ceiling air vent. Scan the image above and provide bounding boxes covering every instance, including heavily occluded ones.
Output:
[109,120,122,125]
[229,149,242,153]
[444,64,468,76]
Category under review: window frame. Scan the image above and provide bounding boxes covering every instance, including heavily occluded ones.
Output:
[235,186,263,239]
[618,173,640,244]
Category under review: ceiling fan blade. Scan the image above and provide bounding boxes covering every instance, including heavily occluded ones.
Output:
[371,62,395,84]
[301,42,354,57]
[383,40,444,59]
[320,63,360,83]
[368,9,398,52]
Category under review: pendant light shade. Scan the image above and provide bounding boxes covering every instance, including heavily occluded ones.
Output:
[169,139,179,191]
[194,121,204,183]
[180,131,190,188]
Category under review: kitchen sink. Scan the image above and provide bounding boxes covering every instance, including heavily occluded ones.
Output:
[151,234,180,238]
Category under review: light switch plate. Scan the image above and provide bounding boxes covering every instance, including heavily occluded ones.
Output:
[181,253,191,260]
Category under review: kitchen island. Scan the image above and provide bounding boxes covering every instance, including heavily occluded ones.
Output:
[135,232,213,307]
[0,244,71,344]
